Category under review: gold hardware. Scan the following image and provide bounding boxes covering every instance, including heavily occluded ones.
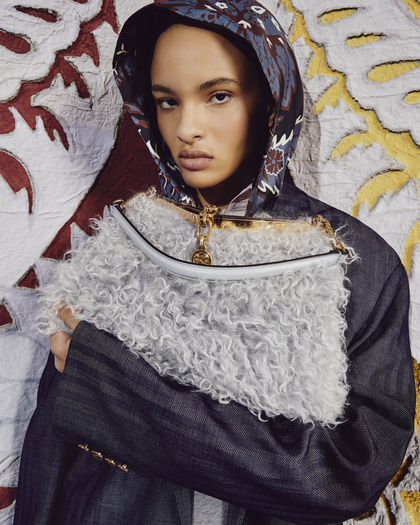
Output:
[191,206,219,265]
[105,458,117,467]
[159,196,312,232]
[117,463,129,472]
[78,443,90,452]
[91,450,103,460]
[112,199,127,214]
[121,195,347,258]
[191,245,213,265]
[312,216,348,254]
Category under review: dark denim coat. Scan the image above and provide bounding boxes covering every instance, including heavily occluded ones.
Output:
[14,180,415,525]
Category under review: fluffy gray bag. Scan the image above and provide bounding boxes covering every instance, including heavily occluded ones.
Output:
[40,192,353,425]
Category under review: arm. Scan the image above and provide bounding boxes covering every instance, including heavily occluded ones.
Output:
[50,262,415,524]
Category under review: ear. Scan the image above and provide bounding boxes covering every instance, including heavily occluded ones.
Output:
[268,104,275,128]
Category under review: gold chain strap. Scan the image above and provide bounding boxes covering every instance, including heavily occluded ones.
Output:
[191,205,219,265]
[112,199,347,264]
[112,199,126,213]
[312,216,348,254]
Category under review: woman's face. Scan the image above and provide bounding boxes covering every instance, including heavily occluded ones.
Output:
[151,24,263,206]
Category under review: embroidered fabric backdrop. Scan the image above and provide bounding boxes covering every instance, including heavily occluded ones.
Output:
[0,0,419,522]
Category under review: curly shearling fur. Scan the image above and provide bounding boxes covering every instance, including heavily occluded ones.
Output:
[39,192,353,425]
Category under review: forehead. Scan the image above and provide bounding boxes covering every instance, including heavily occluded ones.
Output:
[151,24,253,85]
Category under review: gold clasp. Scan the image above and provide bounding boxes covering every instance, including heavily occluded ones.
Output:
[112,199,126,214]
[191,205,219,265]
[312,216,348,254]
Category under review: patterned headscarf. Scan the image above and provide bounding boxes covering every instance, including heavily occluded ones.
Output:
[114,0,303,216]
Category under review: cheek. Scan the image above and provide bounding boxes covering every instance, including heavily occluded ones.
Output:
[213,105,253,150]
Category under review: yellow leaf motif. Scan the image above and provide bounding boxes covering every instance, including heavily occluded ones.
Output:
[281,0,420,274]
[346,34,381,47]
[368,61,419,83]
[401,0,420,19]
[319,8,357,24]
[405,91,420,105]
[400,491,420,525]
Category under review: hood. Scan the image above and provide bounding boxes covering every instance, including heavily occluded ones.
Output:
[113,0,303,216]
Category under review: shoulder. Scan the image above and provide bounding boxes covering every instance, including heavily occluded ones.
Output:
[268,179,403,276]
[267,180,409,348]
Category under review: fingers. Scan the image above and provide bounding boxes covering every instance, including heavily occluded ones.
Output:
[49,302,81,372]
[55,301,80,331]
[49,331,71,373]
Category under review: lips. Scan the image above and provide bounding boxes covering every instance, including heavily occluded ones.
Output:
[178,149,213,171]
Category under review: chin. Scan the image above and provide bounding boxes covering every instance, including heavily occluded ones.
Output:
[180,171,225,191]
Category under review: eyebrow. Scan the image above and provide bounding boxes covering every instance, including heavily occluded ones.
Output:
[151,77,242,95]
[199,77,242,90]
[151,84,176,96]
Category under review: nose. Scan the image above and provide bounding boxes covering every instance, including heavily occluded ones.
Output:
[176,104,205,144]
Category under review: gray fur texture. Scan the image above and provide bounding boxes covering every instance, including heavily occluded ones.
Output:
[40,192,353,425]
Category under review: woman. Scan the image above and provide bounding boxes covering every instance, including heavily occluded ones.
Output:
[14,1,415,524]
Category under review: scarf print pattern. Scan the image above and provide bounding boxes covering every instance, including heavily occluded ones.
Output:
[113,0,304,215]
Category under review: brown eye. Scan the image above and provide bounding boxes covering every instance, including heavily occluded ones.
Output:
[210,93,231,104]
[158,98,177,109]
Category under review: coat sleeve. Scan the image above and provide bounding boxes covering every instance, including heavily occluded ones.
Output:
[51,261,415,525]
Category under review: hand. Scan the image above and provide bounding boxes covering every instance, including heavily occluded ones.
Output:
[49,302,80,373]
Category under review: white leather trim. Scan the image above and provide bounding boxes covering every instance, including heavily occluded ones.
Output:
[110,205,347,281]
